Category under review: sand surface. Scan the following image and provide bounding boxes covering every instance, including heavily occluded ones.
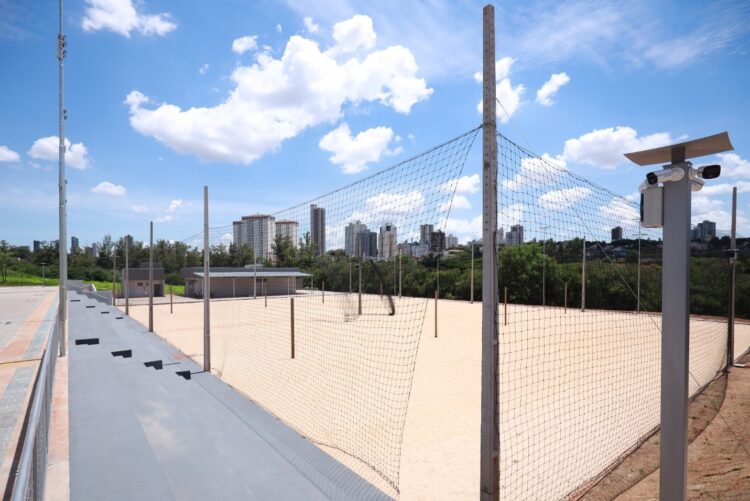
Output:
[124,294,749,500]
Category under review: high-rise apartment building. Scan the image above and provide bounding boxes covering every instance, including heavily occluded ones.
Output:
[345,220,368,257]
[429,230,445,253]
[275,220,299,248]
[71,236,80,253]
[446,234,459,249]
[693,220,716,241]
[310,204,326,256]
[358,230,378,258]
[611,226,623,242]
[506,224,524,245]
[234,215,276,260]
[378,223,398,259]
[419,224,434,245]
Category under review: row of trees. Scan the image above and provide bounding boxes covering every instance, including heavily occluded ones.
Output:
[2,236,747,319]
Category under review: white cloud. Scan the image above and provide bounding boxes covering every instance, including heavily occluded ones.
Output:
[475,57,525,123]
[167,199,183,212]
[699,181,750,197]
[717,153,750,179]
[539,186,591,211]
[125,15,431,165]
[81,0,176,37]
[331,14,375,53]
[350,190,424,228]
[28,136,91,169]
[319,123,400,174]
[198,63,210,75]
[91,181,126,196]
[442,174,479,194]
[503,153,567,190]
[690,193,749,231]
[600,198,639,223]
[276,24,282,33]
[232,35,258,55]
[440,194,471,212]
[0,145,20,162]
[155,214,174,223]
[536,72,570,106]
[131,205,150,213]
[304,17,320,34]
[562,126,674,169]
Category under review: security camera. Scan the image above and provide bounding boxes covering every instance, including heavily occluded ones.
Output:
[646,167,685,186]
[696,164,721,180]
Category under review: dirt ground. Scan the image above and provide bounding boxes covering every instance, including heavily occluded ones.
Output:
[123,294,750,500]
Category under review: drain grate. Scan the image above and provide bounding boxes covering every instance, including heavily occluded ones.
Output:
[75,338,99,345]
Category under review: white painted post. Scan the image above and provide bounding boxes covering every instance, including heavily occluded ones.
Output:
[149,222,154,332]
[125,235,129,316]
[57,0,68,357]
[470,243,475,304]
[480,5,500,500]
[203,186,211,372]
[581,237,586,312]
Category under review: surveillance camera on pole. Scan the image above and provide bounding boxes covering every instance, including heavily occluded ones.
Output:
[625,131,734,501]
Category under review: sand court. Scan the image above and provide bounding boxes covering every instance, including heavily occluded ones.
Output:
[124,293,748,500]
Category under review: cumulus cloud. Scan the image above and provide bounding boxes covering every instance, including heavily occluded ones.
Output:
[232,35,258,55]
[536,72,570,106]
[475,57,525,123]
[562,126,674,169]
[319,123,401,174]
[81,0,176,37]
[198,63,209,75]
[442,174,480,194]
[717,153,750,179]
[0,145,20,162]
[439,194,471,212]
[131,205,150,213]
[349,190,424,229]
[304,17,320,34]
[125,15,432,165]
[167,199,183,212]
[28,136,90,169]
[503,153,567,190]
[91,181,126,196]
[600,198,639,223]
[332,15,375,53]
[539,186,591,211]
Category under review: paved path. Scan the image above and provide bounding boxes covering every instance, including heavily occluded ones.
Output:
[0,286,57,496]
[67,290,389,501]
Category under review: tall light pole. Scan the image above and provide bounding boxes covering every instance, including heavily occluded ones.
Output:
[57,0,68,357]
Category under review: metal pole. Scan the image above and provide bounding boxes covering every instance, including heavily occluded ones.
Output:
[203,186,211,372]
[170,290,173,314]
[480,5,500,499]
[358,259,362,315]
[470,243,474,303]
[564,283,567,314]
[42,264,46,287]
[728,187,741,369]
[253,254,257,298]
[398,250,402,298]
[434,289,438,338]
[322,281,325,304]
[581,237,586,312]
[658,151,690,501]
[637,224,641,313]
[503,286,507,326]
[112,249,116,306]
[57,0,68,357]
[149,222,154,332]
[125,235,129,316]
[349,259,353,294]
[290,297,295,359]
[541,226,548,306]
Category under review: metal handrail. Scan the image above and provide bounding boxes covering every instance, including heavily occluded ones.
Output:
[11,313,60,501]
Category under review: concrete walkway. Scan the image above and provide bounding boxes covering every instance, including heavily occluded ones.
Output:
[0,286,57,497]
[66,290,389,501]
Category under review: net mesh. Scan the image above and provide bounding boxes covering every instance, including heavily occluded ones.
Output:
[496,133,731,500]
[149,128,480,495]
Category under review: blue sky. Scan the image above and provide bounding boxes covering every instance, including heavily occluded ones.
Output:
[1,0,749,247]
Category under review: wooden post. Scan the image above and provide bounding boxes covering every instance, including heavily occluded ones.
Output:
[290,297,295,359]
[322,281,325,304]
[504,286,507,326]
[434,289,438,338]
[564,283,568,314]
[480,5,500,499]
[358,261,362,315]
[170,290,173,314]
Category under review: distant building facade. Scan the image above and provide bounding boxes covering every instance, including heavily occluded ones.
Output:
[378,223,398,259]
[692,220,716,241]
[446,234,459,249]
[71,236,80,253]
[506,225,524,245]
[310,204,326,255]
[181,265,310,298]
[275,220,299,248]
[420,224,434,245]
[344,220,368,257]
[233,215,276,261]
[124,263,165,297]
[33,240,43,253]
[358,230,378,258]
[429,230,445,253]
[496,227,505,247]
[611,226,623,242]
